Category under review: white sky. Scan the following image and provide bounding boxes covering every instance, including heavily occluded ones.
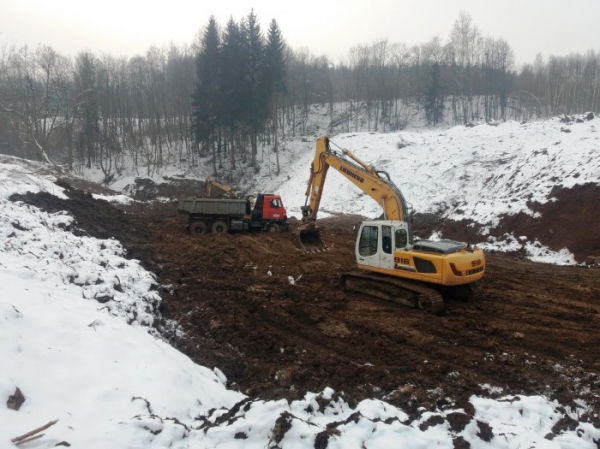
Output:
[1,0,599,66]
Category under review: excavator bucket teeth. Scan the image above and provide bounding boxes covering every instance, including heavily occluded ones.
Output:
[299,226,327,252]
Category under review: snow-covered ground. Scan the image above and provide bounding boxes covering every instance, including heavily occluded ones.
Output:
[2,117,600,447]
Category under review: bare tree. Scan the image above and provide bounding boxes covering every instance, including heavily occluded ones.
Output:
[347,44,370,130]
[449,11,481,123]
[0,45,71,164]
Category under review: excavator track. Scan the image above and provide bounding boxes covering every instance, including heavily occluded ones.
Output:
[341,271,445,314]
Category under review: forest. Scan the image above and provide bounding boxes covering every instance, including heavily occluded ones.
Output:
[0,11,599,181]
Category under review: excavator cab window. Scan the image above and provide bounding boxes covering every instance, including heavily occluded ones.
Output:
[395,228,408,249]
[382,226,392,254]
[358,226,378,257]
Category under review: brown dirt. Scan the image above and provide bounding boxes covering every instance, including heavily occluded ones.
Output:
[9,178,600,419]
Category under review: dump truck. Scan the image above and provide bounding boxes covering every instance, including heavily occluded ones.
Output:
[178,193,289,234]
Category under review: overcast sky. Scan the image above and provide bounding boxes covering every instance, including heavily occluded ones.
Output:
[1,0,598,67]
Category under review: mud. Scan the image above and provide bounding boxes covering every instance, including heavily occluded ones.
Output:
[9,178,600,419]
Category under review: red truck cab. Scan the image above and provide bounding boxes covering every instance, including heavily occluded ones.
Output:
[262,195,287,220]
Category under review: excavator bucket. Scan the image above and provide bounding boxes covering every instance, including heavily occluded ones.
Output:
[298,224,327,252]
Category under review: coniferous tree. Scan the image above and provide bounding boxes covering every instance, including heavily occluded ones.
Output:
[242,10,265,167]
[263,19,286,174]
[74,52,99,169]
[221,16,245,168]
[191,16,221,173]
[424,62,444,125]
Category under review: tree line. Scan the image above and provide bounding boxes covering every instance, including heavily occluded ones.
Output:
[0,11,599,179]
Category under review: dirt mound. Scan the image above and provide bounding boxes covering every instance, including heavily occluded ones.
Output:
[123,177,206,201]
[429,183,600,263]
[10,181,600,419]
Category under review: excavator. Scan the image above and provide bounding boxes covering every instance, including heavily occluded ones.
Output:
[300,136,485,314]
[205,176,245,199]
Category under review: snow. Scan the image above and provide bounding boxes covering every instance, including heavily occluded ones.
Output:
[91,192,135,204]
[2,117,600,447]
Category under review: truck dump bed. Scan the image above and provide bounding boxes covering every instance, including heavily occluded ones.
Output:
[178,198,247,217]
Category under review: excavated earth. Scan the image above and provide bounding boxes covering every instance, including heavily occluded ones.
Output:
[9,176,600,423]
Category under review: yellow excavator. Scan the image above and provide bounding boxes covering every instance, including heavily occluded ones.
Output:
[300,136,485,313]
[205,176,246,199]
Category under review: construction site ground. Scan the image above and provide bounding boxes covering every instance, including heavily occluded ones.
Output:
[10,177,600,421]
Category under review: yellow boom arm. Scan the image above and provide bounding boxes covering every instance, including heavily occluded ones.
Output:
[301,136,410,223]
[206,176,233,197]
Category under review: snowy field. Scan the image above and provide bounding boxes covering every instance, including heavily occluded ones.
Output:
[2,117,600,447]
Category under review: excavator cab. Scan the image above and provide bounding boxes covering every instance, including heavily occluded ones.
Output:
[356,221,409,271]
[354,220,485,287]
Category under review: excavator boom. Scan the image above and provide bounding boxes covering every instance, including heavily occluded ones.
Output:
[205,177,248,199]
[206,176,234,198]
[300,136,410,250]
[301,137,409,223]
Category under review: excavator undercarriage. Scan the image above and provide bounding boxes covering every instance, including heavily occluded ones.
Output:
[341,271,446,314]
[341,270,478,314]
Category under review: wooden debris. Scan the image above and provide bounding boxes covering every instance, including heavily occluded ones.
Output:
[11,419,59,446]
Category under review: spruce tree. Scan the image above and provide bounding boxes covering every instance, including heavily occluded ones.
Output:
[74,52,99,168]
[263,19,286,174]
[221,17,244,126]
[424,62,444,125]
[191,15,221,171]
[221,16,245,167]
[241,10,265,167]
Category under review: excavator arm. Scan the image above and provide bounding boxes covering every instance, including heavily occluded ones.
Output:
[301,136,410,223]
[206,176,234,198]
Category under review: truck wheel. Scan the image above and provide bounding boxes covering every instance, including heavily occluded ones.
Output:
[267,223,281,233]
[211,220,229,234]
[190,221,208,235]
